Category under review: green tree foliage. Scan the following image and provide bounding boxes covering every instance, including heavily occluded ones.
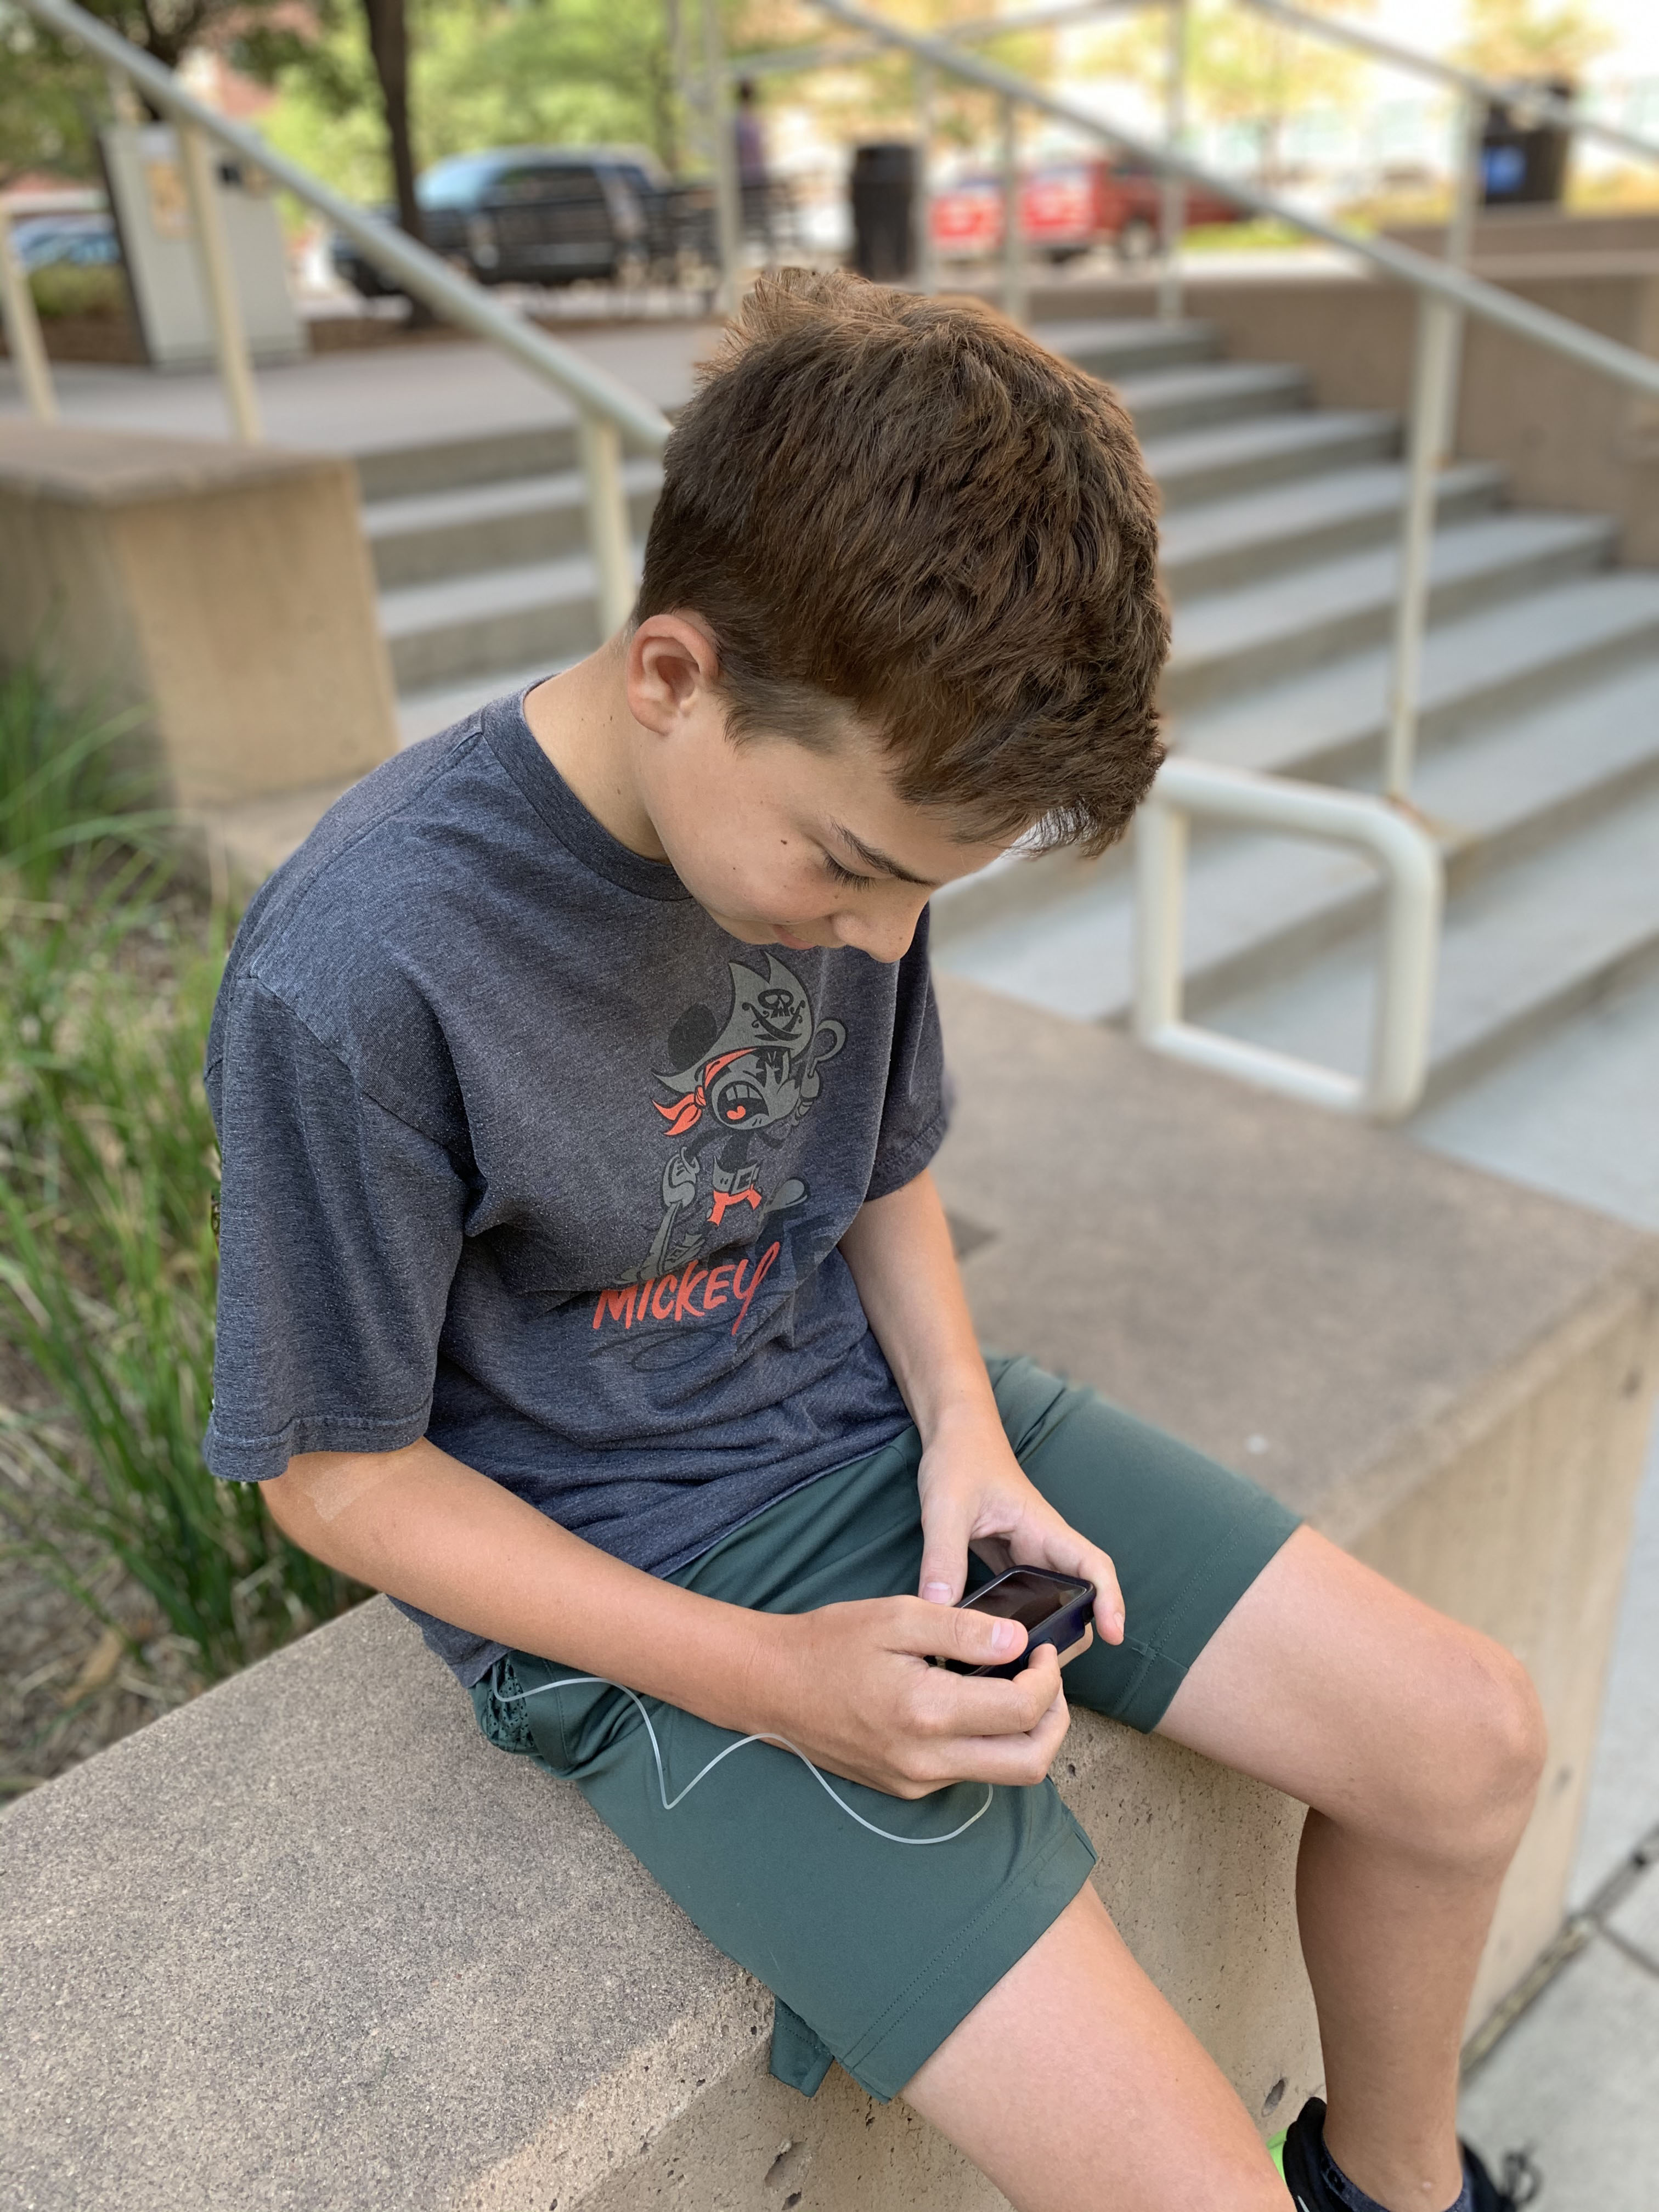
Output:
[1084,0,1369,184]
[252,0,689,209]
[1457,0,1613,83]
[0,3,104,187]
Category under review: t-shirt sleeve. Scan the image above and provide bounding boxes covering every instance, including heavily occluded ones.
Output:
[203,979,469,1484]
[865,916,949,1203]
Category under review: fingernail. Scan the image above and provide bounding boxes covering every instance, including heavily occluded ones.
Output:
[991,1621,1020,1653]
[922,1581,952,1604]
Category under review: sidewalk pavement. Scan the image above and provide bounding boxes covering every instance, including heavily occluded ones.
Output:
[0,321,719,455]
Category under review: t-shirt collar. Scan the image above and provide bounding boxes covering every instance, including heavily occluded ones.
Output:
[482,680,693,903]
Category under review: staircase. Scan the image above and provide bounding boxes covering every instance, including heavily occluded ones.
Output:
[348,313,1659,1135]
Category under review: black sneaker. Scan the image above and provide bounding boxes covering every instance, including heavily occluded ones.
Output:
[1268,2096,1541,2211]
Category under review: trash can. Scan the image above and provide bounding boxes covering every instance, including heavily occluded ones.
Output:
[850,142,916,281]
[1480,82,1573,206]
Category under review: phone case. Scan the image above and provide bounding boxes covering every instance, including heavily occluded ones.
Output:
[938,1569,1097,1679]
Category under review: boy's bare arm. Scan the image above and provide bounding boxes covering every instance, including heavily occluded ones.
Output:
[838,1168,1125,1644]
[263,1432,1071,1798]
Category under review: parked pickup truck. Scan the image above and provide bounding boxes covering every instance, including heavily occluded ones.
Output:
[931,155,1243,264]
[331,145,716,296]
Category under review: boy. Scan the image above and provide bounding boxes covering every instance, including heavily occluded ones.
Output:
[204,273,1543,2212]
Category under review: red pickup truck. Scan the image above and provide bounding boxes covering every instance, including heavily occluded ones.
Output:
[931,155,1242,263]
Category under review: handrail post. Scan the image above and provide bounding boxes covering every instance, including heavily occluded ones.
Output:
[701,0,743,317]
[1383,291,1456,802]
[1438,87,1485,461]
[0,206,59,423]
[914,58,936,295]
[1133,796,1187,1036]
[1157,0,1188,322]
[999,93,1025,325]
[578,411,637,638]
[1133,758,1443,1120]
[176,120,263,443]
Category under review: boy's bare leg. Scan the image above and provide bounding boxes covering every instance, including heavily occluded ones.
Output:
[902,1527,1543,2212]
[1156,1526,1547,2211]
[902,1880,1286,2212]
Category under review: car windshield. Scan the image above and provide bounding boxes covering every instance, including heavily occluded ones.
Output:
[417,156,503,210]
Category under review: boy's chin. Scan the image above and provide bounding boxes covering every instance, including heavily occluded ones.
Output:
[705,909,826,952]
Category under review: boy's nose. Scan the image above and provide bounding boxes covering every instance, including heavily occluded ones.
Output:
[831,901,926,964]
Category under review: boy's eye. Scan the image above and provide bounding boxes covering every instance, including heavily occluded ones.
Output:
[822,853,877,891]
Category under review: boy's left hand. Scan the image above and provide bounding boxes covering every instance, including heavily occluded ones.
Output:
[916,1404,1125,1651]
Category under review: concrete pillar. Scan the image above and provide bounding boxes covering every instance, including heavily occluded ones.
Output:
[0,422,396,820]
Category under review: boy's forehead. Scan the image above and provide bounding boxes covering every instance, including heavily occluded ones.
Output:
[752,715,1015,880]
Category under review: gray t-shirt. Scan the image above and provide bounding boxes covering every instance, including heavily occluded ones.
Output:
[203,687,946,1685]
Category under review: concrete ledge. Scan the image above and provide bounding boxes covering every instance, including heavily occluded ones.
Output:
[3,978,1655,2210]
[0,422,397,814]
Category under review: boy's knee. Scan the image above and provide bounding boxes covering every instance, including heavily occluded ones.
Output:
[1394,1630,1547,1870]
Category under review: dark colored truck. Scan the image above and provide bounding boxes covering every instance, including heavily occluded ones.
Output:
[331,145,716,296]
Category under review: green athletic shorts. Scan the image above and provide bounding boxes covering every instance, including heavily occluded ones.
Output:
[471,1356,1299,2104]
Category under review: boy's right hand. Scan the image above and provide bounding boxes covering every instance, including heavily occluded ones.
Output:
[754,1597,1077,1801]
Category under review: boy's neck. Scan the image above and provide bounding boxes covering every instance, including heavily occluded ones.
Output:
[523,646,668,864]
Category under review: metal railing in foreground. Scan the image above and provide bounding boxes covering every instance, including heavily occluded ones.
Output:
[6,0,672,635]
[1134,759,1444,1120]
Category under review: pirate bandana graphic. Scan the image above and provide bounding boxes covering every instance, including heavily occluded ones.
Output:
[641,954,845,1282]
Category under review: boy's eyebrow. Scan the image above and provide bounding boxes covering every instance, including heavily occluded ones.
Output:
[827,821,939,889]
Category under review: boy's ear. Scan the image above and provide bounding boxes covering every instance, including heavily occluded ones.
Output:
[626,613,722,735]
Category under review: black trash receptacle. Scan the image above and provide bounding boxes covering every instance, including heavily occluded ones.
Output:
[850,142,917,281]
[1481,81,1573,205]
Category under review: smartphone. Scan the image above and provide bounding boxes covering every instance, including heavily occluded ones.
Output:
[934,1567,1097,1680]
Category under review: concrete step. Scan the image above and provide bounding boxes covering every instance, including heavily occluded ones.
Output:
[364,456,664,590]
[1201,773,1659,1107]
[1109,360,1311,441]
[1181,569,1659,783]
[1165,509,1616,712]
[1142,409,1400,510]
[1159,460,1506,599]
[352,420,586,504]
[380,547,618,692]
[932,644,1659,1026]
[1032,315,1221,380]
[376,419,1498,706]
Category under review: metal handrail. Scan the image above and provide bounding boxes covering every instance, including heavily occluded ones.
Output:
[1240,0,1659,172]
[1133,758,1444,1120]
[807,0,1659,800]
[9,0,672,633]
[809,0,1659,402]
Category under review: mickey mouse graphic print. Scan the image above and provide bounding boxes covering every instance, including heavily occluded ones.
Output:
[201,687,947,1688]
[647,955,846,1279]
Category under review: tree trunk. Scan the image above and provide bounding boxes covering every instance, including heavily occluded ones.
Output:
[359,0,434,324]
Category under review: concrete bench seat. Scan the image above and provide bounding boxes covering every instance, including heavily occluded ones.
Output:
[4,976,1656,2211]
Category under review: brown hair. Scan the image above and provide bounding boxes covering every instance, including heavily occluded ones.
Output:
[635,269,1168,854]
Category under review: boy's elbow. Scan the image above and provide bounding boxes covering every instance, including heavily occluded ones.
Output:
[262,1448,394,1538]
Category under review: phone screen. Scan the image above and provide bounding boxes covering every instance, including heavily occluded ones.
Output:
[966,1572,1082,1630]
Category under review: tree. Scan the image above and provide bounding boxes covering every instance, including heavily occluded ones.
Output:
[360,0,422,246]
[0,2,104,188]
[1083,0,1369,187]
[1457,0,1613,85]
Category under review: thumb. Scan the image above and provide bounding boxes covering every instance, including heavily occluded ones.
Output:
[918,1485,974,1607]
